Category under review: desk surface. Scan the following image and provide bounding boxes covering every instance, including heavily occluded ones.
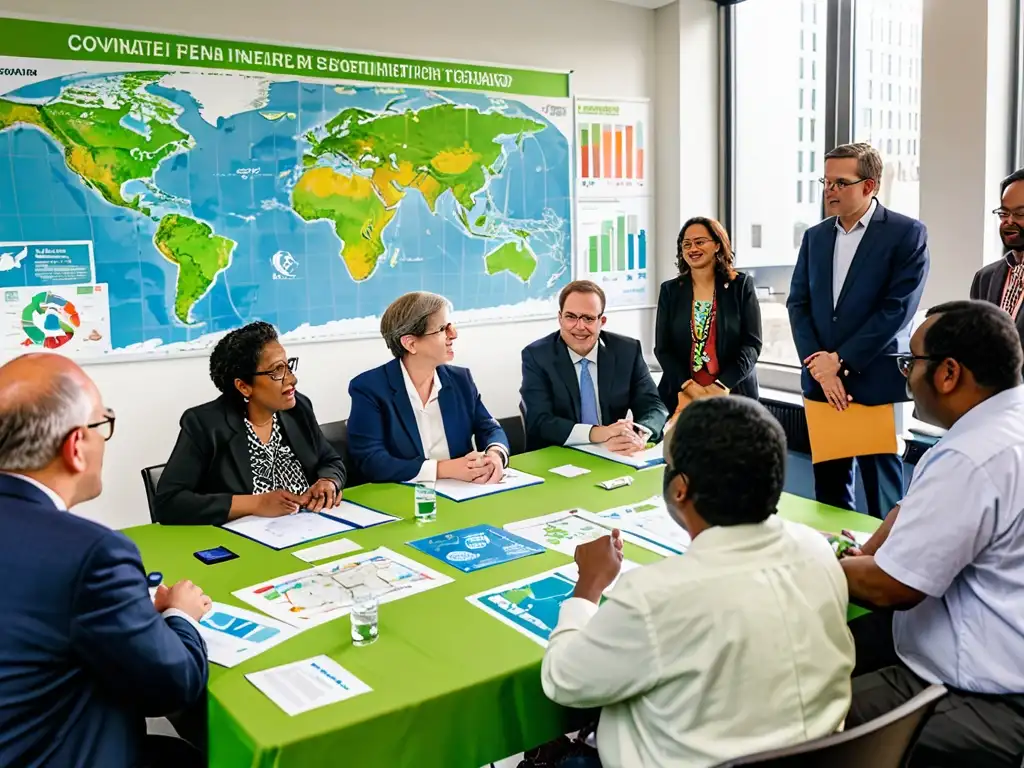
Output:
[125,446,879,768]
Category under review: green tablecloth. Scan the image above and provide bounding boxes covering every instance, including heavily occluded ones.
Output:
[125,446,879,768]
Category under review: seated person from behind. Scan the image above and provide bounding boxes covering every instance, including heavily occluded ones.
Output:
[842,300,1024,767]
[0,353,210,768]
[542,397,855,768]
[347,291,509,485]
[155,321,346,525]
[520,280,668,453]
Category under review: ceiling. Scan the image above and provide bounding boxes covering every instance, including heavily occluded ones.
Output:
[605,0,678,8]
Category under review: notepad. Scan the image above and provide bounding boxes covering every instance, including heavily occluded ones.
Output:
[803,399,899,464]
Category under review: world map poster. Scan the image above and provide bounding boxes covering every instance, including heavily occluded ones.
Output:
[0,17,573,358]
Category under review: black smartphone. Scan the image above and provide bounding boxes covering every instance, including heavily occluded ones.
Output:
[193,546,239,565]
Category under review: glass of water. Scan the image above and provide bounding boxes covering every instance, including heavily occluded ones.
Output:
[414,481,437,522]
[350,595,379,646]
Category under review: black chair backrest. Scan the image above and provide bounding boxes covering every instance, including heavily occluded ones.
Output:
[141,464,165,524]
[498,414,527,457]
[712,684,947,768]
[319,419,363,487]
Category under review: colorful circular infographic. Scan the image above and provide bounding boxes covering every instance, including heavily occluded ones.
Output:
[20,291,80,349]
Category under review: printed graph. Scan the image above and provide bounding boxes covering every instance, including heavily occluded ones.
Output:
[576,98,650,198]
[577,198,653,308]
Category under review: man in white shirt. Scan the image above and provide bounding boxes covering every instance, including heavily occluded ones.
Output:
[520,280,667,453]
[0,353,212,768]
[541,397,855,768]
[842,300,1024,767]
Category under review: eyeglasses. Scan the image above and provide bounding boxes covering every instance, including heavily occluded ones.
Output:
[681,237,714,249]
[561,311,601,327]
[423,322,456,338]
[818,177,869,191]
[86,408,116,442]
[993,208,1024,223]
[896,354,947,377]
[253,357,298,382]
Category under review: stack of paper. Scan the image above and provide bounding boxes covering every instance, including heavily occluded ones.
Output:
[570,442,665,469]
[223,512,354,550]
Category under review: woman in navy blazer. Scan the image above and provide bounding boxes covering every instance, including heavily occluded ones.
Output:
[655,216,763,412]
[347,291,509,484]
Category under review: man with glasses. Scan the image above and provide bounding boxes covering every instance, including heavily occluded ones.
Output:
[970,168,1024,356]
[520,280,667,452]
[841,300,1024,767]
[788,142,930,518]
[0,353,211,768]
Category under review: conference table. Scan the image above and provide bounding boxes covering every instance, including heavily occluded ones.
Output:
[126,446,880,768]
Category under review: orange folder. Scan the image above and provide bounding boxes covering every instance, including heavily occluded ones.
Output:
[803,399,899,464]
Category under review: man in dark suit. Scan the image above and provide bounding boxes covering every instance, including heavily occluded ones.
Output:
[788,143,930,518]
[0,354,210,768]
[521,280,668,452]
[970,168,1024,353]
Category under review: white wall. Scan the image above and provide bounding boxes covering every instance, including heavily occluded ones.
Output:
[0,0,661,528]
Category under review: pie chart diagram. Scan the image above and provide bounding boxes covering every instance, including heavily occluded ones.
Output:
[20,291,81,349]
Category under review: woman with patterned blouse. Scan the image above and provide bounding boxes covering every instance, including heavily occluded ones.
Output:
[155,322,347,526]
[654,217,763,415]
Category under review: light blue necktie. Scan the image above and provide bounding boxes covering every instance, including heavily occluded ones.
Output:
[579,358,600,426]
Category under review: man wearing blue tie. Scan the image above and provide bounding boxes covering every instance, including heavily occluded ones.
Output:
[788,143,930,518]
[520,280,668,453]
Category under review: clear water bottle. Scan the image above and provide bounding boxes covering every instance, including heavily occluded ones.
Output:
[414,481,437,522]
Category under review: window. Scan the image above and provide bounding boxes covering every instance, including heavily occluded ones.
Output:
[853,0,923,218]
[734,0,827,367]
[800,58,805,78]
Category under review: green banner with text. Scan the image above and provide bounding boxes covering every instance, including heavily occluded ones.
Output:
[0,17,570,98]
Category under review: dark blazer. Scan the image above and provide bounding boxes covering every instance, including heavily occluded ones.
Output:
[970,254,1024,353]
[0,474,207,768]
[654,271,762,408]
[520,330,669,451]
[155,392,346,525]
[347,359,509,484]
[787,202,930,406]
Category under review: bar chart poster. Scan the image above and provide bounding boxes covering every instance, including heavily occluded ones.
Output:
[577,199,654,307]
[576,98,650,198]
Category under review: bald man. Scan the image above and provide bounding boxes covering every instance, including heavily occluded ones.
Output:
[0,354,210,768]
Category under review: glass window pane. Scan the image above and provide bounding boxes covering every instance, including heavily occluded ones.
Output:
[735,0,827,367]
[853,0,923,219]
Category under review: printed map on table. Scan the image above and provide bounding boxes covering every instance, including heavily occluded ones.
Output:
[503,510,610,557]
[407,523,545,573]
[593,495,690,556]
[0,18,572,358]
[233,546,453,628]
[467,562,638,646]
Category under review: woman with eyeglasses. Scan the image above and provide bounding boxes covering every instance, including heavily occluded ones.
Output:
[347,291,510,484]
[654,216,763,415]
[154,321,346,525]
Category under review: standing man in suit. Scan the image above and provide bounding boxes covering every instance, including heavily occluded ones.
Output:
[788,143,930,518]
[0,354,210,768]
[521,280,668,452]
[970,168,1024,353]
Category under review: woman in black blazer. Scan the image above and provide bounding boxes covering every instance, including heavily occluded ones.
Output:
[155,321,347,526]
[654,216,763,413]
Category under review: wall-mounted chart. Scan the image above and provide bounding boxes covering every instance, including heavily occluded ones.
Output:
[576,198,653,307]
[576,98,650,198]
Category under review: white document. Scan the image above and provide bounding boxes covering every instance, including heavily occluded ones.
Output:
[223,512,354,550]
[246,655,371,716]
[849,530,873,546]
[233,547,454,629]
[592,496,690,556]
[426,468,545,502]
[570,442,665,469]
[198,602,300,668]
[506,508,679,558]
[549,464,591,478]
[323,501,400,529]
[292,538,363,563]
